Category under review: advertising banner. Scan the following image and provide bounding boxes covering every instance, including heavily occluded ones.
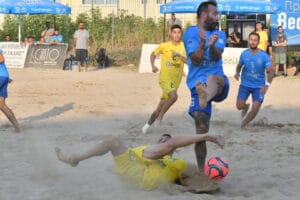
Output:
[0,42,28,68]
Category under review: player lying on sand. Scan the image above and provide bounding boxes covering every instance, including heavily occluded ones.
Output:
[56,134,224,190]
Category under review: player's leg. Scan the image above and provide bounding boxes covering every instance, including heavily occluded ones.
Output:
[241,101,262,129]
[0,78,20,132]
[196,75,225,108]
[56,135,127,167]
[0,97,20,132]
[156,90,178,124]
[241,88,263,129]
[142,99,166,134]
[236,85,251,118]
[191,110,210,171]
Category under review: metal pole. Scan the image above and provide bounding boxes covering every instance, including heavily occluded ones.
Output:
[163,0,167,42]
[144,0,147,20]
[112,10,115,50]
[117,0,120,16]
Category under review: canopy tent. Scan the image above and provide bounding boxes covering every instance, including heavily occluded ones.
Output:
[160,0,280,14]
[0,0,71,42]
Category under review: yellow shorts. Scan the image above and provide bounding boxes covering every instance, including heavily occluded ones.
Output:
[159,80,179,100]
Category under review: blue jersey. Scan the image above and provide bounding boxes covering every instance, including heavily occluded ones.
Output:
[0,49,9,78]
[238,49,272,88]
[183,26,226,89]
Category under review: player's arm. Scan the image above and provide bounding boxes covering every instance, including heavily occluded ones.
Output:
[150,51,159,73]
[143,135,224,160]
[0,52,5,63]
[234,64,242,81]
[189,39,205,66]
[265,65,275,86]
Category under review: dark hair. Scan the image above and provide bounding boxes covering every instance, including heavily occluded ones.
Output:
[54,28,59,31]
[277,25,283,30]
[197,0,217,19]
[256,21,262,25]
[249,31,260,41]
[170,24,182,31]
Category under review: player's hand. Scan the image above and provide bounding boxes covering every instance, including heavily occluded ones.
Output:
[234,73,240,81]
[209,34,219,46]
[171,50,179,58]
[260,86,269,94]
[152,65,159,73]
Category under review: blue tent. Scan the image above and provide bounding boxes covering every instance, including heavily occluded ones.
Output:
[0,0,71,41]
[160,0,280,14]
[0,0,71,15]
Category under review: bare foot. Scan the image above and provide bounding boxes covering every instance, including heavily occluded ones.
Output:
[241,103,250,118]
[196,82,207,108]
[207,135,225,148]
[55,147,79,167]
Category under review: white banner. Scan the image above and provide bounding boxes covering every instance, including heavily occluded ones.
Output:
[139,44,245,77]
[222,47,246,76]
[0,42,29,69]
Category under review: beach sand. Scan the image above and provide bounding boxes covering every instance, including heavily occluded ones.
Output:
[0,67,299,200]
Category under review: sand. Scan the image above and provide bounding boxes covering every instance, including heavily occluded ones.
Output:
[0,66,299,200]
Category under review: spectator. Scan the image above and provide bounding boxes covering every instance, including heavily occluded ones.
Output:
[168,13,182,27]
[74,22,90,72]
[227,24,241,47]
[5,35,12,42]
[256,22,268,51]
[27,36,35,45]
[273,26,288,77]
[38,37,46,44]
[41,21,54,43]
[264,27,273,59]
[51,28,64,44]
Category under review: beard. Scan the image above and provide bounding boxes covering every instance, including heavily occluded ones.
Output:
[249,45,258,50]
[204,18,218,31]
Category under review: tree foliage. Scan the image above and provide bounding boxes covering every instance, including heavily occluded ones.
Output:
[0,9,165,65]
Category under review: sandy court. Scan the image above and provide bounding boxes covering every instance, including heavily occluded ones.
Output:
[0,67,299,200]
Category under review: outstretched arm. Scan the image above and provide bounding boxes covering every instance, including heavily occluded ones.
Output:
[143,134,224,160]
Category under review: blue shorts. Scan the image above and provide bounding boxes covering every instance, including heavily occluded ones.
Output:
[189,75,230,116]
[0,77,9,98]
[237,85,264,103]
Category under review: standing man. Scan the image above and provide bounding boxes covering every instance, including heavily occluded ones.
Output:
[183,0,230,171]
[41,22,54,43]
[142,25,186,134]
[235,32,274,129]
[74,22,90,72]
[0,48,20,132]
[273,26,288,77]
[168,13,182,28]
[256,22,268,51]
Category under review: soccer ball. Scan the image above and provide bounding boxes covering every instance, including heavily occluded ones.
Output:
[204,156,229,181]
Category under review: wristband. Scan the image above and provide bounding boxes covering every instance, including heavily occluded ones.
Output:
[265,81,271,86]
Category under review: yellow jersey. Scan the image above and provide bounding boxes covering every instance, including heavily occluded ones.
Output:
[257,31,268,51]
[154,41,186,85]
[114,145,187,190]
